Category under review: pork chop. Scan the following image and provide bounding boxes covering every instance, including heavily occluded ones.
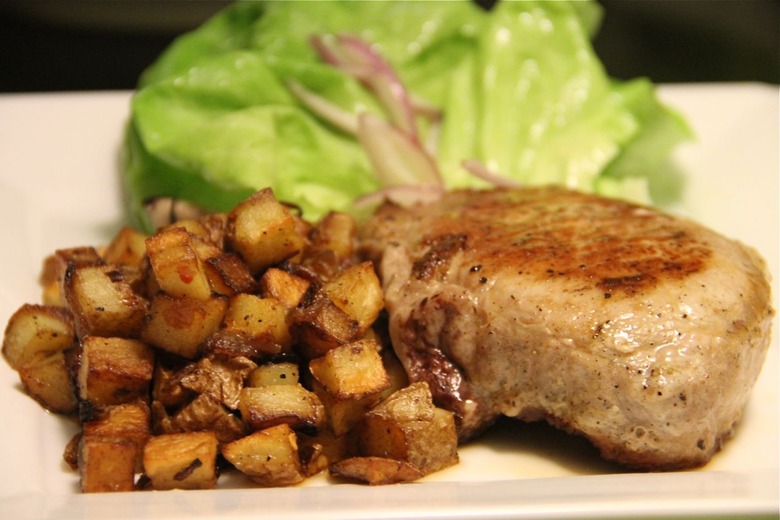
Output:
[359,187,774,470]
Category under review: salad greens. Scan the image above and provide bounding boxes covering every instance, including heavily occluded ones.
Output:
[124,0,691,232]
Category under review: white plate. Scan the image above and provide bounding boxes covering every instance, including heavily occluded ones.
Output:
[0,84,777,519]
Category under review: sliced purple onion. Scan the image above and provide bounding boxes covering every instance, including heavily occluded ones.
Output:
[461,159,522,188]
[354,184,444,209]
[287,80,359,134]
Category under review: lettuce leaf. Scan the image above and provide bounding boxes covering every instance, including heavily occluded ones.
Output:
[124,0,691,231]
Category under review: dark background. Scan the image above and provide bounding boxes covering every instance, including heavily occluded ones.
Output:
[0,0,778,93]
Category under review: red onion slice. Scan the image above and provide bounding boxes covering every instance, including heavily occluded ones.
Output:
[287,80,359,134]
[461,158,522,188]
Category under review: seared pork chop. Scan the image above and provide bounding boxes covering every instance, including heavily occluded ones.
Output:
[359,187,774,470]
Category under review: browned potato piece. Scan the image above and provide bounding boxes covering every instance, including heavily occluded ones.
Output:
[102,226,148,267]
[290,288,361,359]
[298,429,350,477]
[226,188,305,273]
[141,293,227,359]
[152,394,247,444]
[77,337,154,407]
[258,267,311,309]
[248,362,300,387]
[64,264,147,339]
[143,431,219,490]
[202,252,257,296]
[239,384,325,433]
[309,211,356,262]
[2,303,75,370]
[221,294,292,356]
[18,350,78,414]
[221,424,305,487]
[79,436,138,493]
[145,226,212,300]
[324,261,383,333]
[359,382,459,477]
[40,247,104,306]
[309,338,390,399]
[82,400,150,472]
[312,381,380,437]
[175,355,256,409]
[330,456,423,486]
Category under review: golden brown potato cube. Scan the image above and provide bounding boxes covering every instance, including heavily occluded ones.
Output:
[82,400,150,472]
[202,252,257,296]
[359,382,459,476]
[2,303,75,370]
[40,247,104,306]
[258,267,311,308]
[290,289,361,359]
[18,350,78,414]
[324,261,384,333]
[309,211,356,261]
[79,436,138,492]
[239,384,325,433]
[143,432,219,490]
[312,380,379,437]
[248,362,300,387]
[152,394,247,444]
[63,264,147,339]
[226,188,305,273]
[330,456,423,485]
[77,337,154,407]
[309,338,390,399]
[145,226,212,300]
[222,294,292,355]
[175,355,256,409]
[102,226,148,267]
[298,429,350,477]
[221,424,305,487]
[141,293,227,359]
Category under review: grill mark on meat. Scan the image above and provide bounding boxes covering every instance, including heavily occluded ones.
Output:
[412,233,467,280]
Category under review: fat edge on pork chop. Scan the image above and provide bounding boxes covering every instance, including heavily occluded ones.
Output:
[359,187,774,471]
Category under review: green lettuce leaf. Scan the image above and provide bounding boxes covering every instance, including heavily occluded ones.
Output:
[124,0,691,231]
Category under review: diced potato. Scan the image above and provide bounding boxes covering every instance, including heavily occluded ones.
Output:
[298,429,350,477]
[175,355,256,409]
[358,382,459,477]
[63,264,147,339]
[248,362,300,387]
[145,226,212,300]
[77,337,155,407]
[18,350,78,414]
[324,261,384,333]
[290,288,361,359]
[2,303,75,370]
[102,226,148,267]
[330,456,423,486]
[221,294,292,355]
[312,380,379,437]
[141,293,227,359]
[79,436,138,492]
[309,338,390,399]
[258,267,311,309]
[308,211,357,262]
[226,188,305,273]
[152,394,247,444]
[239,384,325,433]
[221,424,305,487]
[40,247,104,306]
[143,431,219,490]
[82,400,150,471]
[202,252,257,296]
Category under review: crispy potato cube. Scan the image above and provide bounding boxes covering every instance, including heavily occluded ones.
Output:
[239,384,325,433]
[291,289,361,359]
[324,261,383,333]
[202,252,257,296]
[2,303,75,370]
[102,226,148,267]
[248,362,300,387]
[221,424,305,487]
[18,350,78,414]
[309,211,356,261]
[222,294,292,355]
[175,355,256,409]
[141,293,227,359]
[359,382,459,476]
[309,338,390,399]
[226,188,305,272]
[330,456,423,485]
[82,400,150,472]
[145,226,212,300]
[152,394,247,444]
[77,337,154,407]
[312,380,379,437]
[259,267,311,308]
[143,432,219,490]
[63,264,147,339]
[79,436,137,492]
[40,247,104,306]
